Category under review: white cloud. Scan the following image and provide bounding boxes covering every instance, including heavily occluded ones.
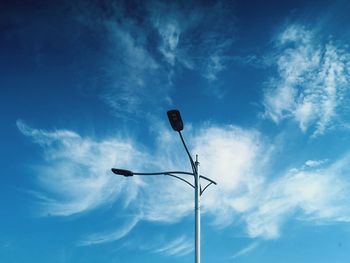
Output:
[204,55,225,81]
[100,21,169,116]
[16,119,147,216]
[232,242,259,259]
[149,1,235,89]
[156,21,181,65]
[17,119,269,235]
[65,1,237,115]
[245,155,350,239]
[78,215,140,246]
[17,120,350,243]
[153,236,193,257]
[192,126,269,226]
[68,1,173,116]
[190,126,350,240]
[304,159,327,168]
[263,24,350,136]
[132,124,271,226]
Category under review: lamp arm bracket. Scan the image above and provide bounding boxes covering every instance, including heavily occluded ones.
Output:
[166,173,195,188]
[199,175,217,185]
[131,171,195,188]
[200,181,214,195]
[133,171,194,176]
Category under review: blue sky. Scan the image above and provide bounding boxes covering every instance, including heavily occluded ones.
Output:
[2,0,350,262]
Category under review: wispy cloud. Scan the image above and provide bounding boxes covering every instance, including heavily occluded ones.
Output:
[148,1,235,95]
[63,1,237,116]
[16,119,147,216]
[192,125,270,226]
[100,20,168,115]
[65,1,172,116]
[304,159,327,168]
[232,242,259,259]
[245,155,350,239]
[263,24,350,136]
[153,236,193,257]
[78,215,140,246]
[17,119,269,232]
[17,119,350,242]
[153,16,180,66]
[129,123,272,225]
[193,126,350,239]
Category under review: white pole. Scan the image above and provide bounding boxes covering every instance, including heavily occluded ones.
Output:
[195,154,200,263]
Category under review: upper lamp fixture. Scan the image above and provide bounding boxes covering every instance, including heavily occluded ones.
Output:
[111,168,133,177]
[167,109,183,132]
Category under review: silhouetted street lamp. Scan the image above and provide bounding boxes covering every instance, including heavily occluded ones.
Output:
[112,109,216,263]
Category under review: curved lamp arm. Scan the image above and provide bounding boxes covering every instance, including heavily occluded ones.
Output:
[112,168,194,177]
[178,131,196,174]
[112,168,195,188]
[111,168,217,191]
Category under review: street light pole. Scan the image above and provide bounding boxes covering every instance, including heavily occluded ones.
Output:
[111,110,216,263]
[194,154,200,263]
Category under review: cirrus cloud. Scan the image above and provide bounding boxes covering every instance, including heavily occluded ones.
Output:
[17,119,350,243]
[263,24,350,136]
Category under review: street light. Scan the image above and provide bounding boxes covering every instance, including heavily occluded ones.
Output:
[111,109,216,263]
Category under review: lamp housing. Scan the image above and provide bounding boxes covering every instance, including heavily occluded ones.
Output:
[167,109,183,132]
[111,168,134,177]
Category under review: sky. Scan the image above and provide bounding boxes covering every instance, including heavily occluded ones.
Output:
[1,0,350,262]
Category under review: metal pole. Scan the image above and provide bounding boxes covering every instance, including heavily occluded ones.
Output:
[195,154,200,263]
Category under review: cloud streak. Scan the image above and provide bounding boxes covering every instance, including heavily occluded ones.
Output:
[245,155,350,239]
[263,24,350,136]
[149,1,235,80]
[78,215,140,246]
[16,119,147,216]
[153,236,193,257]
[232,242,259,259]
[89,0,237,112]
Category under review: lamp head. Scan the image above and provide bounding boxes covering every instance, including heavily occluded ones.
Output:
[167,109,183,132]
[111,168,134,177]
